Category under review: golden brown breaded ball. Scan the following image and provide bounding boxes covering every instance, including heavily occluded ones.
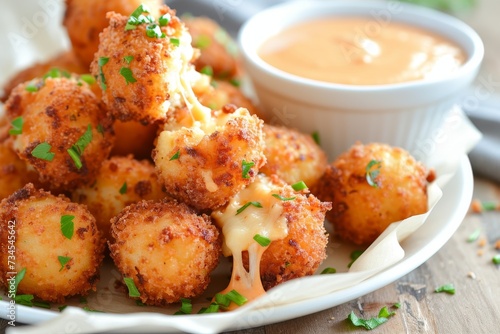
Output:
[111,120,158,160]
[153,106,266,212]
[198,80,261,117]
[4,77,114,191]
[91,6,197,124]
[109,199,221,305]
[261,124,328,189]
[72,156,166,241]
[184,16,240,80]
[314,142,429,245]
[64,0,162,68]
[212,174,331,291]
[0,50,87,103]
[0,141,39,200]
[0,184,105,303]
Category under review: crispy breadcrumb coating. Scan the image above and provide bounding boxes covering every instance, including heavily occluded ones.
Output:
[109,199,221,305]
[72,156,166,241]
[0,141,39,200]
[153,106,266,211]
[261,124,328,189]
[314,142,428,245]
[91,6,199,124]
[64,0,162,67]
[0,184,105,302]
[4,77,114,191]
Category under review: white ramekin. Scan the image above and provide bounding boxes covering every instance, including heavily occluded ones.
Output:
[238,0,483,160]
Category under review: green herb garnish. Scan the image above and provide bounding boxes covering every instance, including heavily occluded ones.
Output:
[98,57,109,90]
[348,250,364,268]
[25,83,39,92]
[346,306,395,330]
[229,78,241,87]
[366,160,382,187]
[170,37,180,47]
[492,255,500,265]
[320,267,337,274]
[31,142,55,161]
[123,56,134,64]
[435,283,455,294]
[224,290,247,306]
[169,150,180,161]
[145,24,165,38]
[119,182,127,195]
[236,201,262,215]
[79,74,96,85]
[311,131,320,145]
[58,256,72,271]
[467,228,481,242]
[123,277,140,297]
[241,160,255,179]
[159,13,171,26]
[120,67,137,85]
[14,268,27,295]
[9,116,23,135]
[67,124,93,169]
[60,215,75,240]
[482,201,497,211]
[58,305,68,312]
[174,298,192,315]
[253,234,271,247]
[291,181,308,191]
[272,194,296,201]
[200,65,213,76]
[198,302,219,314]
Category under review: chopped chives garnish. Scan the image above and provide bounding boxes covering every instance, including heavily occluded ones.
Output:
[236,201,262,215]
[119,182,127,195]
[98,57,109,90]
[146,24,165,38]
[83,306,105,313]
[214,293,231,308]
[194,35,211,49]
[366,159,382,188]
[311,131,320,145]
[466,228,481,242]
[320,267,337,274]
[58,256,72,272]
[25,83,39,92]
[130,3,151,19]
[393,302,401,309]
[241,160,254,179]
[291,181,308,191]
[272,194,296,201]
[58,305,68,312]
[120,67,137,85]
[200,65,213,76]
[482,201,497,211]
[170,37,180,46]
[33,300,51,309]
[9,116,23,135]
[44,68,71,79]
[159,13,171,26]
[198,302,219,314]
[31,142,55,161]
[97,123,104,135]
[67,124,93,169]
[135,300,146,306]
[123,55,134,64]
[434,283,455,294]
[123,277,140,297]
[174,298,192,315]
[225,290,247,306]
[15,294,34,307]
[492,254,500,265]
[169,150,180,161]
[253,234,271,247]
[60,215,75,240]
[79,74,96,85]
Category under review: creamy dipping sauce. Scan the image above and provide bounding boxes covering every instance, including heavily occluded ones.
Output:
[259,17,466,85]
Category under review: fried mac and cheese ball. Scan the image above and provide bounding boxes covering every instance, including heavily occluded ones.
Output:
[109,199,221,305]
[72,156,166,241]
[64,0,162,67]
[154,106,266,211]
[0,184,105,302]
[91,6,199,124]
[261,125,328,189]
[184,16,240,80]
[4,77,114,190]
[314,142,429,245]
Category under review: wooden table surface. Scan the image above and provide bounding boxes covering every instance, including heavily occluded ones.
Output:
[2,0,500,333]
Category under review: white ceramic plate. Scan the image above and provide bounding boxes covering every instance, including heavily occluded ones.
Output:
[1,155,473,333]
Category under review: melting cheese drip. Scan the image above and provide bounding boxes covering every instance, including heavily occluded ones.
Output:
[212,175,289,309]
